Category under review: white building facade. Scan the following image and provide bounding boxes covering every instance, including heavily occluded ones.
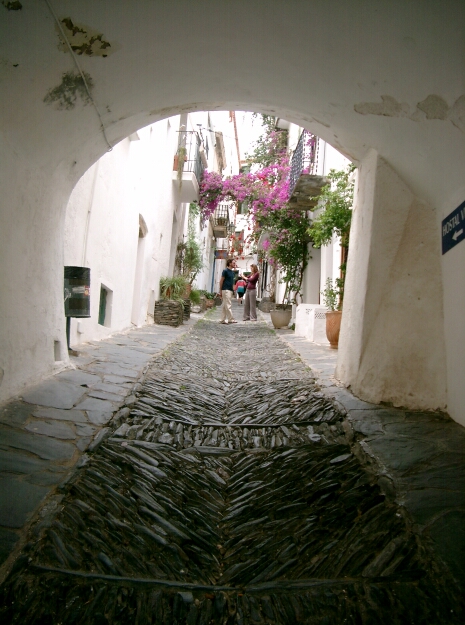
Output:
[64,111,239,348]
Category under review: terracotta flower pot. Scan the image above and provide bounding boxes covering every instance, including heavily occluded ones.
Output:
[325,310,342,348]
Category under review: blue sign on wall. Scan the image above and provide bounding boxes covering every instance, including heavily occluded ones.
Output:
[442,200,465,255]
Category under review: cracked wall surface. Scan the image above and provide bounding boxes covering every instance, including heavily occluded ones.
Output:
[354,94,465,131]
[56,18,114,57]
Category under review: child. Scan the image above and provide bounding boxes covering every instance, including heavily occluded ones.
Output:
[234,275,247,304]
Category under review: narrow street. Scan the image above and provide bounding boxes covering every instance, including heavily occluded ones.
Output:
[0,308,463,624]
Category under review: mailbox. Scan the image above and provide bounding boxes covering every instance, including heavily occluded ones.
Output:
[64,266,91,318]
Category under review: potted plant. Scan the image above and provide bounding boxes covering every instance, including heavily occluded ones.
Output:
[270,304,293,329]
[321,277,343,348]
[175,204,204,294]
[155,276,188,327]
[204,292,215,309]
[159,275,189,301]
[308,164,355,308]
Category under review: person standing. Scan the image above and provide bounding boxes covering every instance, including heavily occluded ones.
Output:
[243,264,260,322]
[234,275,247,304]
[218,259,237,324]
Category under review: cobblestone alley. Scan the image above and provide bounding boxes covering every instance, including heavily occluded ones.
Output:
[0,310,463,624]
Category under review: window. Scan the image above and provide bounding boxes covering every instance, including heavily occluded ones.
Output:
[98,284,113,327]
[238,201,249,215]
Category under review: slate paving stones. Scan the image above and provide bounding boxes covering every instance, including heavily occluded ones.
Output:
[22,380,87,410]
[0,316,462,623]
[0,425,76,462]
[0,317,200,573]
[0,477,49,528]
[0,402,34,428]
[274,322,465,596]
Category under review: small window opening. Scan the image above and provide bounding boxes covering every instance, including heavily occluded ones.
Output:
[54,340,62,361]
[98,284,113,327]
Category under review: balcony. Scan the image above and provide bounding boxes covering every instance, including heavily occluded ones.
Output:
[288,130,328,209]
[172,131,206,203]
[210,203,231,239]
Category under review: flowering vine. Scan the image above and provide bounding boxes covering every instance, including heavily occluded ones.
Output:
[198,116,315,304]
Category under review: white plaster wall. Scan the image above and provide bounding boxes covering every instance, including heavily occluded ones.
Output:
[64,138,137,344]
[440,190,465,426]
[317,142,351,179]
[0,148,71,399]
[130,119,180,322]
[284,126,351,307]
[337,150,447,411]
[302,246,321,304]
[63,117,181,346]
[184,110,240,292]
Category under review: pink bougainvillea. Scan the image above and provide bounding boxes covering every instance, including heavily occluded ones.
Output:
[198,118,316,304]
[198,153,291,224]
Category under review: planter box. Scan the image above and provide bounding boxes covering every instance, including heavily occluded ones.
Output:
[154,300,183,327]
[182,298,191,321]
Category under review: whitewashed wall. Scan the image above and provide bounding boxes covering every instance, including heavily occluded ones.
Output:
[64,138,138,345]
[64,116,181,346]
[64,110,240,349]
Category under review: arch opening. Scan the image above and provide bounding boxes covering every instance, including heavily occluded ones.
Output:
[0,1,463,422]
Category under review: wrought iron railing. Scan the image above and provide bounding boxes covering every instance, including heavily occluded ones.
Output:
[181,131,205,184]
[211,203,230,229]
[288,129,318,196]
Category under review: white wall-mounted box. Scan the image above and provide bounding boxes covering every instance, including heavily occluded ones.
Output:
[295,304,329,344]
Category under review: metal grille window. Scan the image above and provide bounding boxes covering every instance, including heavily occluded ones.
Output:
[210,203,231,239]
[179,131,205,184]
[289,130,318,196]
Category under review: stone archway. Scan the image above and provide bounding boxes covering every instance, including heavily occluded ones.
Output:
[0,1,463,422]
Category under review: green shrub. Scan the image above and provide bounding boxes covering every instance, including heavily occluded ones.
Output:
[189,289,201,305]
[159,276,188,301]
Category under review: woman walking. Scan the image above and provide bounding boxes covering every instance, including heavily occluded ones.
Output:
[243,264,260,322]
